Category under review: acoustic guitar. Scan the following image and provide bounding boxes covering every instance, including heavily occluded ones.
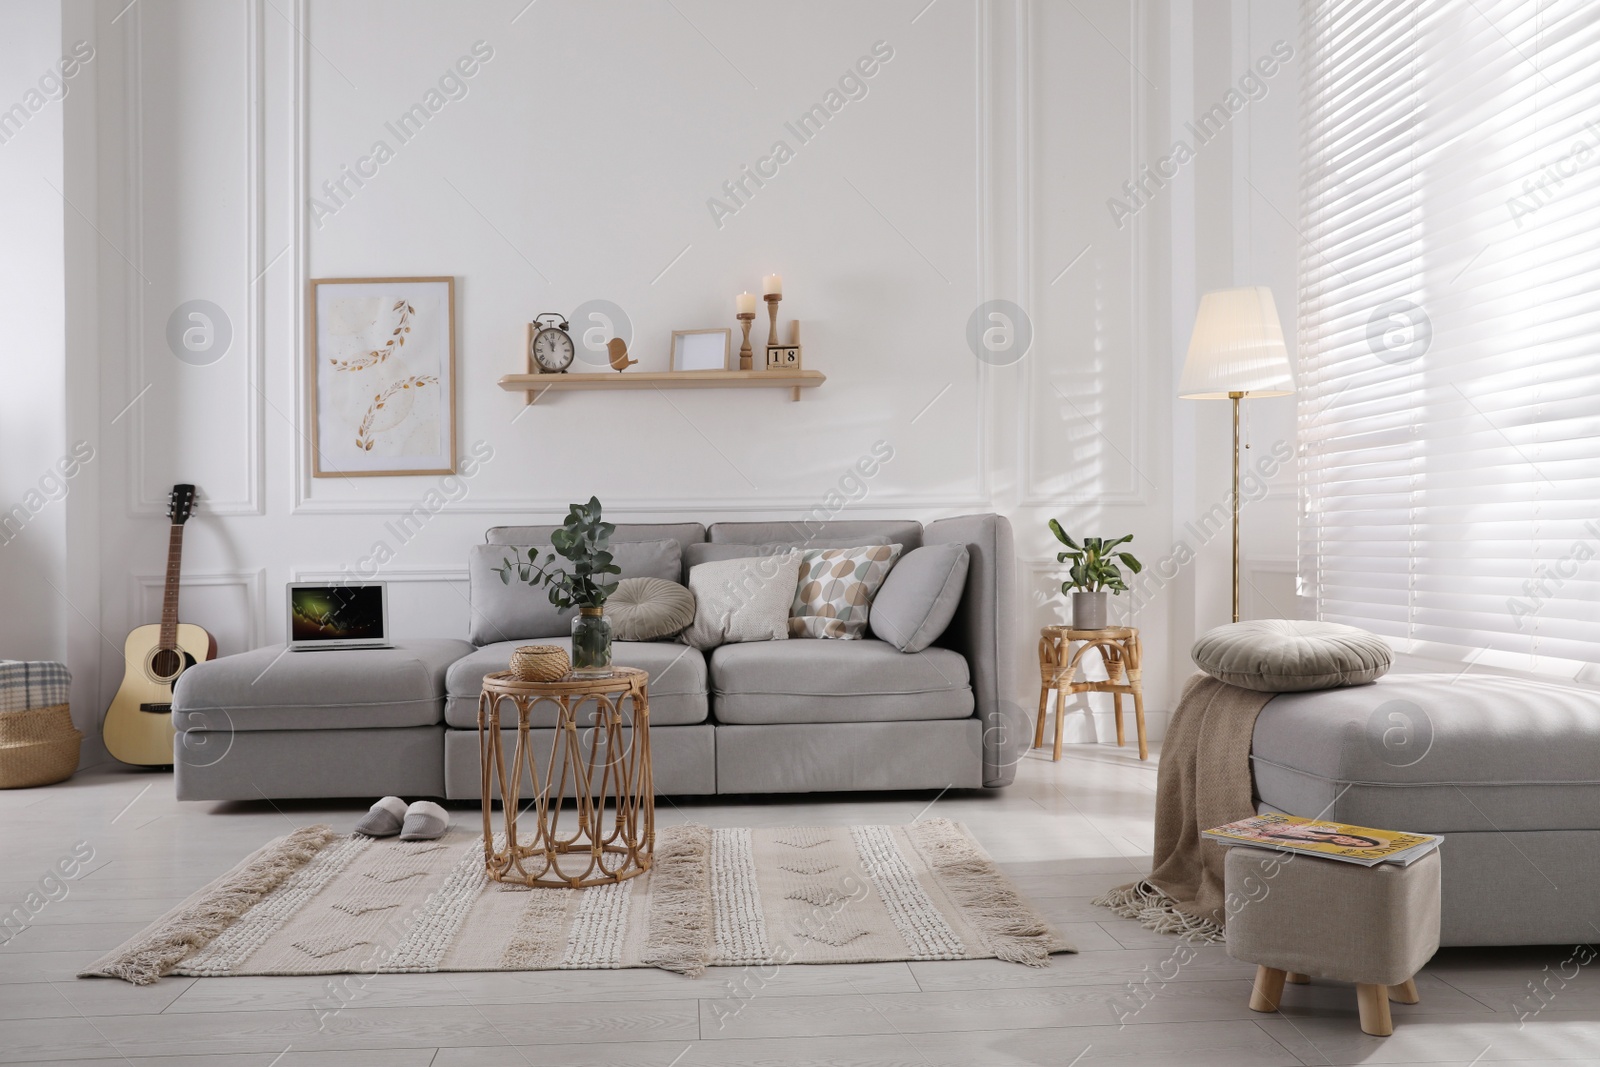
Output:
[103,484,217,767]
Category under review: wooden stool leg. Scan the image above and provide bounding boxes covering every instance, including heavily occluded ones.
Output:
[1357,984,1393,1036]
[1131,685,1148,761]
[1112,692,1125,747]
[1034,682,1049,750]
[1285,972,1309,985]
[1249,966,1287,1012]
[1052,684,1067,761]
[1388,977,1420,1004]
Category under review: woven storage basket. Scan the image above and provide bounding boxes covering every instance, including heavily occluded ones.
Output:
[510,645,570,682]
[0,704,82,789]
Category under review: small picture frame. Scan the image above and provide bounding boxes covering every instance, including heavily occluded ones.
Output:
[670,328,732,372]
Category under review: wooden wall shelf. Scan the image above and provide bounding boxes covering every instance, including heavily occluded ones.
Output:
[498,368,826,403]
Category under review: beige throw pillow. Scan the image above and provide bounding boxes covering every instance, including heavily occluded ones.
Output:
[789,544,903,639]
[607,577,696,641]
[680,551,802,651]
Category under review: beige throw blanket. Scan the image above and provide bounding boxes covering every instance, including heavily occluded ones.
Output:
[1094,673,1274,941]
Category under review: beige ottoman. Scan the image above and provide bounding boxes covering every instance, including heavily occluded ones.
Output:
[1225,846,1441,1036]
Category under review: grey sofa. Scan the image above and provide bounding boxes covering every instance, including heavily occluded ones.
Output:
[1253,673,1600,947]
[171,514,1019,802]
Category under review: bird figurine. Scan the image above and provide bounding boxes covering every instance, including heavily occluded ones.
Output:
[607,337,638,372]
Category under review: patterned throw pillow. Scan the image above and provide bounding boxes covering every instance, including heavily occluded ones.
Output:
[789,544,903,639]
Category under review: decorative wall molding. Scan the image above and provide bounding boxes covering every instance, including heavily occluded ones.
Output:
[130,568,267,649]
[290,566,468,585]
[286,1,994,517]
[1018,0,1149,509]
[126,0,266,518]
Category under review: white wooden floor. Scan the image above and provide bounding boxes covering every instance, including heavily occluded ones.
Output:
[2,742,1597,1066]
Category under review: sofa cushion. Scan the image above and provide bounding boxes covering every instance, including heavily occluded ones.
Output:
[608,577,696,641]
[710,639,973,725]
[445,638,708,728]
[789,544,903,639]
[709,520,923,552]
[171,639,472,731]
[1253,674,1600,832]
[468,539,681,645]
[1193,619,1391,692]
[680,552,801,651]
[870,543,970,653]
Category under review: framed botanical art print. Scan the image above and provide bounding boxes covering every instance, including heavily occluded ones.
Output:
[309,276,457,477]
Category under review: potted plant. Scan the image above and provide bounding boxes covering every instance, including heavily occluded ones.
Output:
[1049,521,1143,630]
[496,497,621,678]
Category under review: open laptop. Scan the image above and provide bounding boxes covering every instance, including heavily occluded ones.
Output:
[287,582,391,651]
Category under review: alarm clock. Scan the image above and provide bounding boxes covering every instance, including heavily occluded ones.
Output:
[528,313,575,374]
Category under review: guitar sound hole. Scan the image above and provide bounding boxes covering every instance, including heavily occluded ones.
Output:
[150,648,184,682]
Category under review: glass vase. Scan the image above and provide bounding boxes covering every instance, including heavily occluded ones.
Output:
[571,607,613,678]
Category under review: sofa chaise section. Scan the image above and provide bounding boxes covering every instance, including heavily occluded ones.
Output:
[1253,673,1600,946]
[171,639,470,801]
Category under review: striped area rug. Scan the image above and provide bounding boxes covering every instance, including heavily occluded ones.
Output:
[80,819,1073,984]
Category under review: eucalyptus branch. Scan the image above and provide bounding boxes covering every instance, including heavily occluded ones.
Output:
[495,496,620,610]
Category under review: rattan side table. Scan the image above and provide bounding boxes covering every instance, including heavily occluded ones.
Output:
[1035,625,1147,761]
[477,667,653,888]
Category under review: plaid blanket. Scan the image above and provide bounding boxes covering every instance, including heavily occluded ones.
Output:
[0,660,72,713]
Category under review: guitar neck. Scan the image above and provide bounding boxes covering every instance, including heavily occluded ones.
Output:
[159,523,184,648]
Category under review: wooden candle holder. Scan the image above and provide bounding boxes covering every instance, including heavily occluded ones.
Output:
[764,293,782,354]
[737,312,755,371]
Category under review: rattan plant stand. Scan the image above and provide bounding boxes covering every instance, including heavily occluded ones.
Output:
[477,667,653,888]
[1035,625,1147,761]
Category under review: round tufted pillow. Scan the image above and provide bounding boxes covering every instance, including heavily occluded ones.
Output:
[1191,619,1392,693]
[607,577,696,641]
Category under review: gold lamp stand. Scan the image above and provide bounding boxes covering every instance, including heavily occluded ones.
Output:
[1177,287,1296,626]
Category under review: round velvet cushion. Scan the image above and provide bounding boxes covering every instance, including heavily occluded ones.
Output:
[1191,619,1392,693]
[607,577,696,641]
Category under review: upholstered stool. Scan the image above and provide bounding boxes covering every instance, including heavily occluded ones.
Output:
[1225,846,1441,1036]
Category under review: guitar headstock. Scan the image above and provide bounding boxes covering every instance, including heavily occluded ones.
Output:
[168,484,197,525]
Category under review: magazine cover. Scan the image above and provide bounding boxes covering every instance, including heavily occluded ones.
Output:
[1202,812,1441,867]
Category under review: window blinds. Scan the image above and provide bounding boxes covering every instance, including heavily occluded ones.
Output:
[1300,0,1600,667]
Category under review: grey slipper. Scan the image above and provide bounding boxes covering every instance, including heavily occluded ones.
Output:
[399,800,449,841]
[354,796,408,837]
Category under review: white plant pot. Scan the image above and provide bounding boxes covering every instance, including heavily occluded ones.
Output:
[1071,590,1109,630]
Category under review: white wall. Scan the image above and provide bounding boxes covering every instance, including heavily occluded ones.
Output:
[3,0,1305,764]
[0,2,69,668]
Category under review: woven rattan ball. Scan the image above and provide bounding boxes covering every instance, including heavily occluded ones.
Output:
[510,645,570,682]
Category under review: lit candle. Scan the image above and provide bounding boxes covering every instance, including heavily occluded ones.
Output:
[762,273,783,297]
[736,291,757,315]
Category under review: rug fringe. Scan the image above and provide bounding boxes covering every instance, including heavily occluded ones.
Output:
[908,818,1059,967]
[1092,880,1225,944]
[78,824,338,985]
[640,824,713,977]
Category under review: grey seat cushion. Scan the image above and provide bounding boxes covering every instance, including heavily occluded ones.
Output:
[869,543,971,653]
[171,639,472,731]
[1253,674,1600,832]
[1192,619,1392,692]
[710,639,972,725]
[468,539,682,645]
[445,638,708,727]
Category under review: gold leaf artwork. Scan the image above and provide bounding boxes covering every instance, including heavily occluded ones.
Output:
[329,301,414,372]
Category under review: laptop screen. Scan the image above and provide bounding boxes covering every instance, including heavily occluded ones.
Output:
[289,584,386,643]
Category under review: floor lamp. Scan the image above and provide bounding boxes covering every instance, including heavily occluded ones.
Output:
[1178,287,1294,624]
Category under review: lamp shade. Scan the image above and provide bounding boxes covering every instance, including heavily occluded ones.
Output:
[1178,286,1294,399]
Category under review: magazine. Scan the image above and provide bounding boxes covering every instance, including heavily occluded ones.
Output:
[1203,813,1441,867]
